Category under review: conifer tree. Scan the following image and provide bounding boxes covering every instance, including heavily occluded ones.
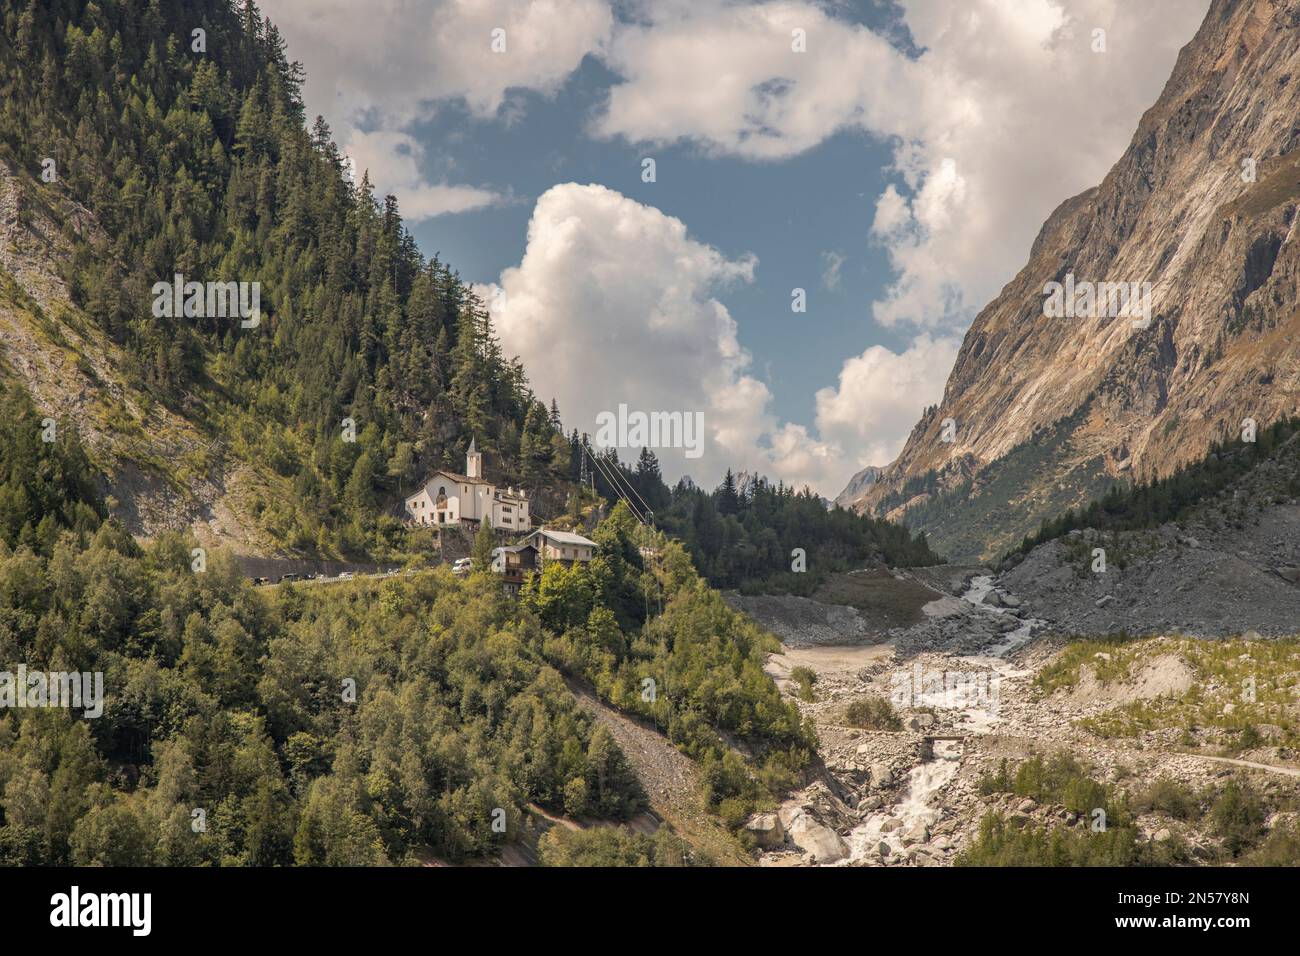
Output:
[472,517,497,570]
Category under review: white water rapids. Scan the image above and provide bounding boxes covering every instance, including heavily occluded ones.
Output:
[838,739,963,864]
[834,574,1046,865]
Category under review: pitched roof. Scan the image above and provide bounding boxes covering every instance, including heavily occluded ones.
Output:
[529,528,597,547]
[421,469,490,487]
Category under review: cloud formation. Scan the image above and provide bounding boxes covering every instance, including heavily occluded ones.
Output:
[265,0,612,124]
[595,0,1208,330]
[481,183,953,494]
[262,0,613,217]
[813,334,961,468]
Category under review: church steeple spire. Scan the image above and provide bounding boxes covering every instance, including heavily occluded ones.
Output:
[466,437,482,479]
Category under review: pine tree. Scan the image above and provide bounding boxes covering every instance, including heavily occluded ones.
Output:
[636,448,667,512]
[569,429,582,483]
[472,517,496,570]
[520,403,552,481]
[717,469,740,515]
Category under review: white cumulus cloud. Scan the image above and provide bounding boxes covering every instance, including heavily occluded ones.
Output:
[483,183,847,491]
[813,334,962,468]
[483,184,955,495]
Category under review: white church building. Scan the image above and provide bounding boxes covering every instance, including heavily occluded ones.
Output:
[404,439,531,532]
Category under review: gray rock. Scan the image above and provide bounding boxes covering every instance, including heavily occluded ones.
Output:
[785,813,849,864]
[902,821,930,846]
[744,813,786,849]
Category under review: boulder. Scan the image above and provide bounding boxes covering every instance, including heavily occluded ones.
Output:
[908,847,939,866]
[1276,566,1300,585]
[902,821,930,846]
[981,590,1004,607]
[784,811,849,864]
[1000,593,1023,608]
[881,818,903,833]
[1095,595,1116,608]
[744,813,786,849]
[869,764,894,788]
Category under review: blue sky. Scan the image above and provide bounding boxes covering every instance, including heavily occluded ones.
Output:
[263,0,1207,495]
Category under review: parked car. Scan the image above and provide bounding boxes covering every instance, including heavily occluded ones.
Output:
[451,558,473,576]
[338,571,354,580]
[279,573,300,583]
[303,573,318,581]
[253,577,269,586]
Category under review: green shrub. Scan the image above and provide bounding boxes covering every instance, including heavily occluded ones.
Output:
[790,666,818,702]
[1209,781,1266,857]
[1131,778,1200,821]
[844,697,902,731]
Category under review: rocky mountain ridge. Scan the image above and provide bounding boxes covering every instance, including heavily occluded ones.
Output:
[845,0,1300,561]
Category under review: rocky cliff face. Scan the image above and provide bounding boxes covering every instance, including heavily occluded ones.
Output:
[848,0,1300,561]
[0,159,265,550]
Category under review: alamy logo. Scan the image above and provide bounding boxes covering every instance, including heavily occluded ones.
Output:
[0,666,103,718]
[891,663,1001,716]
[1043,273,1152,329]
[151,273,260,328]
[50,886,151,936]
[595,403,704,459]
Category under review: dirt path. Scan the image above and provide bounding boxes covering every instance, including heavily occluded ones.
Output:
[1180,753,1300,778]
[565,678,751,865]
